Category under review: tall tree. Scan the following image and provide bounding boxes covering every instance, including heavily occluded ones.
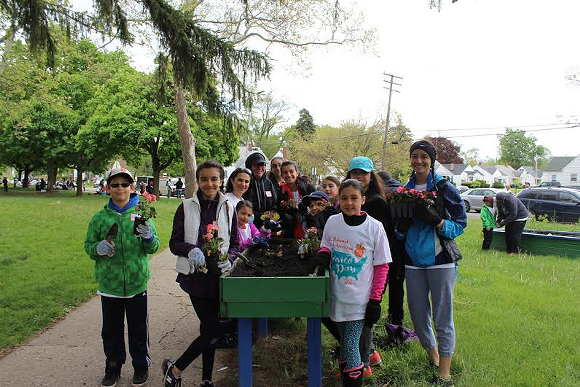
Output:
[294,108,316,140]
[426,136,464,164]
[498,128,550,169]
[460,147,480,166]
[241,91,290,148]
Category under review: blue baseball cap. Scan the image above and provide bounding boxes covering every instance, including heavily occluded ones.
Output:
[348,156,374,173]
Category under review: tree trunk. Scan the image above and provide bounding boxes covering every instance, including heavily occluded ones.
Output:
[174,82,197,198]
[0,26,15,77]
[47,159,57,193]
[23,168,30,188]
[152,150,161,198]
[75,152,84,196]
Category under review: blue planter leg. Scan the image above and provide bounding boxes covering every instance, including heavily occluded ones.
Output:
[307,317,322,387]
[238,318,252,387]
[256,317,268,338]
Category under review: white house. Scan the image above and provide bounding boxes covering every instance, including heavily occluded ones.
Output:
[516,166,542,186]
[473,165,518,186]
[224,145,267,179]
[439,163,475,185]
[541,156,580,186]
[434,162,452,181]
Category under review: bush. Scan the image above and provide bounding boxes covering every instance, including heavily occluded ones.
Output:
[492,181,505,188]
[474,179,490,188]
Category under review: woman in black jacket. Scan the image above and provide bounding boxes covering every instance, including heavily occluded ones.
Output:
[495,191,529,254]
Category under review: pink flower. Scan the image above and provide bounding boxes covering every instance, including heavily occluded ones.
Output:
[144,193,157,203]
[207,223,219,233]
[409,189,417,195]
[397,186,405,193]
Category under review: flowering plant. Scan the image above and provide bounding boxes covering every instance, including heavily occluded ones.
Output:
[260,211,280,221]
[313,199,332,212]
[199,223,228,274]
[135,193,157,220]
[385,186,437,207]
[300,226,320,256]
[279,198,297,211]
[133,193,157,235]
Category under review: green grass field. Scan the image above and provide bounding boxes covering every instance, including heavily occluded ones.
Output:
[0,189,180,356]
[1,190,579,386]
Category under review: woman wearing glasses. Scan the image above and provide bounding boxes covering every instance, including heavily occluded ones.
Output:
[268,156,284,199]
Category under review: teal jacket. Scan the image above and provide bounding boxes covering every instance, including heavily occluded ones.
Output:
[480,205,496,229]
[84,193,160,296]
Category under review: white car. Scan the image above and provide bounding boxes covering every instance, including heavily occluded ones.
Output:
[460,188,503,212]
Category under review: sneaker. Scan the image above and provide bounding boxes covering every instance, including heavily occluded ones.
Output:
[132,367,148,386]
[430,375,454,386]
[200,381,214,386]
[369,350,382,366]
[162,358,182,387]
[101,363,121,387]
[363,366,372,377]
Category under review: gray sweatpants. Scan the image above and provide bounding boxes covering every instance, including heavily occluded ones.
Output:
[405,266,456,358]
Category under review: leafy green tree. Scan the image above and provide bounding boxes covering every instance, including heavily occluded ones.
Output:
[498,128,550,169]
[460,147,480,166]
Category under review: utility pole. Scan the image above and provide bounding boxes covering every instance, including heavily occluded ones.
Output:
[382,73,403,171]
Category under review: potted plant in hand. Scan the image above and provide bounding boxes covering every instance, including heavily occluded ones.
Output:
[134,192,157,235]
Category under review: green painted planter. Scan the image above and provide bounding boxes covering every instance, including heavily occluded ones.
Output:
[220,263,330,318]
[491,228,580,258]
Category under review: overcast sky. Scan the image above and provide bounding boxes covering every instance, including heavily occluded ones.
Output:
[77,0,580,161]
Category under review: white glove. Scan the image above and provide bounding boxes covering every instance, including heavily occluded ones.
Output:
[188,248,206,271]
[136,223,153,240]
[217,258,232,274]
[97,240,115,257]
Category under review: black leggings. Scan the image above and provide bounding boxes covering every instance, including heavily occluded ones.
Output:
[504,220,526,253]
[174,296,222,381]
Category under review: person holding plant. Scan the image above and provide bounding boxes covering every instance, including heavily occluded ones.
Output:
[279,160,316,239]
[236,200,272,251]
[84,168,160,387]
[316,179,391,387]
[321,175,341,208]
[302,190,340,238]
[163,160,239,387]
[495,191,528,255]
[481,195,496,250]
[400,140,466,386]
[225,167,252,209]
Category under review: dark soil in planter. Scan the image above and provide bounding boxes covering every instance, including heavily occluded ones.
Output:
[229,238,319,277]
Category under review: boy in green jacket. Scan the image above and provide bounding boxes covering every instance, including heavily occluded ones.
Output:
[481,195,496,250]
[85,168,160,387]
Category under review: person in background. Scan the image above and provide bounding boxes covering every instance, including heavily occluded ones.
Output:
[399,140,466,386]
[268,156,284,200]
[175,178,184,199]
[302,190,340,238]
[495,191,528,255]
[163,160,238,387]
[243,152,278,229]
[225,167,252,209]
[2,176,8,192]
[523,182,531,189]
[377,171,402,192]
[316,179,391,387]
[146,180,154,195]
[84,168,160,387]
[345,156,389,372]
[279,160,315,239]
[321,175,340,208]
[166,178,172,199]
[235,200,271,251]
[481,195,496,250]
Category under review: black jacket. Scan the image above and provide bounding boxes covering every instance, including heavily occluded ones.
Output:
[243,175,278,228]
[306,206,341,238]
[496,192,529,226]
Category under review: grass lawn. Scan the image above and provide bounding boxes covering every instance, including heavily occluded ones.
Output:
[0,189,180,356]
[1,190,580,386]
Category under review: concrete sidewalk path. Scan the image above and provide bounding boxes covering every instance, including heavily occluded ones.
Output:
[0,248,234,386]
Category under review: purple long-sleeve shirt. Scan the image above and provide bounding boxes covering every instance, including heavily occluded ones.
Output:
[169,192,239,298]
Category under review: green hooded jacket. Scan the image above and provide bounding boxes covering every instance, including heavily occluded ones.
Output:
[84,197,160,297]
[480,204,496,229]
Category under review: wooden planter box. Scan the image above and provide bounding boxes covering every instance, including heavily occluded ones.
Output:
[491,228,580,258]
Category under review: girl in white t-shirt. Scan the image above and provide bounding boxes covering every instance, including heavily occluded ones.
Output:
[317,179,391,386]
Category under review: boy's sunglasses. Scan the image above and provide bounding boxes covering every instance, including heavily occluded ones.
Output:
[109,183,131,188]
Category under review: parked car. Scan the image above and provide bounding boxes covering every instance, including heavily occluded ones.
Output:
[457,186,470,194]
[460,188,503,212]
[517,187,580,223]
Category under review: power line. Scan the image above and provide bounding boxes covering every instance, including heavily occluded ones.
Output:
[444,125,578,139]
[413,121,580,133]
